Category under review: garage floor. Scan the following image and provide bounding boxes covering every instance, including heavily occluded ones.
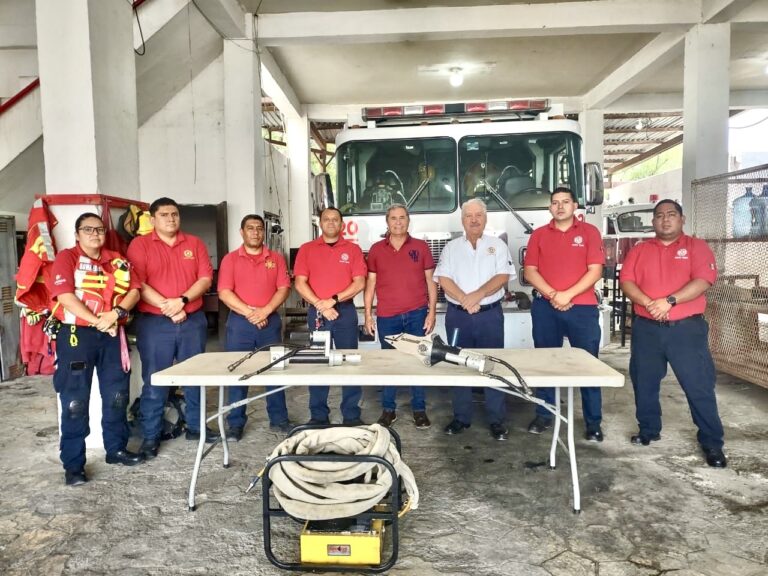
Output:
[1,342,767,576]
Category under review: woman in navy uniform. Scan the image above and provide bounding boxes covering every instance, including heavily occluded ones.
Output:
[48,213,144,486]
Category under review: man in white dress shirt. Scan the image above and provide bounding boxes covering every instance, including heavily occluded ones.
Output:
[433,198,515,440]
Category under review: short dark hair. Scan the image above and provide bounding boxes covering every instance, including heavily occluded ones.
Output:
[149,197,180,216]
[551,186,577,202]
[653,199,683,216]
[240,214,265,229]
[75,212,104,232]
[320,207,343,220]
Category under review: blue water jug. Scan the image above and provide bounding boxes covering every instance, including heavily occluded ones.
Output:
[732,186,753,238]
[751,185,768,237]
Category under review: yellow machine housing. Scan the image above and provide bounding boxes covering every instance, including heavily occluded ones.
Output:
[300,519,385,566]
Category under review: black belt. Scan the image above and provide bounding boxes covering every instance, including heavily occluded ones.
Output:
[637,313,704,327]
[448,300,501,313]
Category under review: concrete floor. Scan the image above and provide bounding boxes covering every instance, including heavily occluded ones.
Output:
[1,342,767,576]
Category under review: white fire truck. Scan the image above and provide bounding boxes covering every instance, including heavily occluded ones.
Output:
[316,99,606,348]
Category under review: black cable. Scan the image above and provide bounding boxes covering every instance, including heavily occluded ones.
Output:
[485,355,532,394]
[228,341,304,371]
[133,5,146,56]
[239,346,309,381]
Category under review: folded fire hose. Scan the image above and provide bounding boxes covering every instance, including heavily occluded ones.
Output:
[262,424,419,521]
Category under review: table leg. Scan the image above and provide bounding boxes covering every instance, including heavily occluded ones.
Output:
[549,387,560,469]
[188,386,206,511]
[567,386,581,513]
[219,385,230,468]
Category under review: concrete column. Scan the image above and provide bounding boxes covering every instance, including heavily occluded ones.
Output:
[578,108,604,227]
[223,30,265,252]
[36,0,139,452]
[36,0,139,197]
[682,23,730,217]
[286,115,312,250]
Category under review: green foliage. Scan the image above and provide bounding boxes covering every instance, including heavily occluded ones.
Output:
[614,144,682,181]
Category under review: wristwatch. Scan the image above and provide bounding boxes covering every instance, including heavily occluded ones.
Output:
[332,294,340,304]
[665,295,677,307]
[180,295,190,304]
[114,306,128,320]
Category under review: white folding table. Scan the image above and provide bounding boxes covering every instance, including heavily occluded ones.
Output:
[152,347,624,512]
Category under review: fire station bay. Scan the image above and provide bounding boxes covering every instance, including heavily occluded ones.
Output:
[1,1,767,575]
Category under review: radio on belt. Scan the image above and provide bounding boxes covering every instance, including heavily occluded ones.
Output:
[269,331,362,369]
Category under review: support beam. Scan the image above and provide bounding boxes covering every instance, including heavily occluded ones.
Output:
[258,40,302,119]
[607,135,683,175]
[256,0,701,45]
[192,0,245,38]
[584,31,685,110]
[703,0,757,23]
[286,115,312,249]
[682,23,730,215]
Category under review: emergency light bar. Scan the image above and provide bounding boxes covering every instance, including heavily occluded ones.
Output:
[363,99,550,122]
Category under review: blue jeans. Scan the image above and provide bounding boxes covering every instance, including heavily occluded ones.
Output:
[377,306,428,411]
[531,298,602,428]
[630,315,723,449]
[445,302,506,425]
[225,311,286,428]
[306,301,361,422]
[136,311,207,441]
[53,326,130,471]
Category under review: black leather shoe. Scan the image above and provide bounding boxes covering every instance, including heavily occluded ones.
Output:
[185,427,221,443]
[585,427,604,442]
[106,450,145,466]
[269,420,294,434]
[527,416,552,435]
[702,446,727,468]
[306,418,330,426]
[377,410,397,427]
[140,439,159,460]
[65,469,87,486]
[226,427,244,442]
[630,433,661,446]
[444,419,470,435]
[490,423,509,441]
[343,418,365,427]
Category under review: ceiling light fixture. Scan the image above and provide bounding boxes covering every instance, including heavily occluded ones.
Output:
[449,67,464,87]
[635,119,644,130]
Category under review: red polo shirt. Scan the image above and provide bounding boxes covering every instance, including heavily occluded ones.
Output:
[620,234,716,321]
[367,235,435,317]
[524,218,604,305]
[293,236,367,299]
[127,230,213,315]
[217,245,290,307]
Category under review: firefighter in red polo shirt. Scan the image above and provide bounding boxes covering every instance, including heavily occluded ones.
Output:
[126,197,215,459]
[48,213,144,486]
[364,204,437,429]
[294,207,367,425]
[620,199,726,468]
[524,187,605,442]
[218,214,291,440]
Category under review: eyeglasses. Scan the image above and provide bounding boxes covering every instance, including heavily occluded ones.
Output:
[78,226,107,235]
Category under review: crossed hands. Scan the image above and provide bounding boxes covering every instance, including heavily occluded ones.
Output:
[315,298,340,321]
[459,290,485,314]
[245,306,270,329]
[644,299,672,321]
[549,290,574,312]
[93,311,118,336]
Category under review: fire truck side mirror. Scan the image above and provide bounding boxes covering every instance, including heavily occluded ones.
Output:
[584,162,604,206]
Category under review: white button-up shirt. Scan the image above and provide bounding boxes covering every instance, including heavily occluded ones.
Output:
[434,234,515,305]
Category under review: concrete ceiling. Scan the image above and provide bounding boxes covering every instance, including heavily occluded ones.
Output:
[232,0,768,115]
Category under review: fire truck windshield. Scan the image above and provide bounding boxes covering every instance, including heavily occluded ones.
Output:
[459,132,583,211]
[337,137,457,215]
[336,131,583,216]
